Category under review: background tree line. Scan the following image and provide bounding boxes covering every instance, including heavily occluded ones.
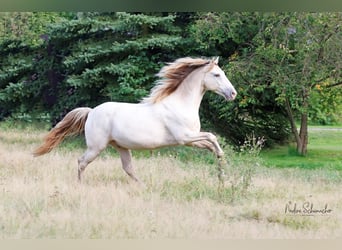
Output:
[0,12,341,154]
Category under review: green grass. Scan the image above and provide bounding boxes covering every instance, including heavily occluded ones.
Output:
[261,126,342,170]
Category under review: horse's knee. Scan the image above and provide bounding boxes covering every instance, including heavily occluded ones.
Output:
[206,133,219,145]
[217,150,224,158]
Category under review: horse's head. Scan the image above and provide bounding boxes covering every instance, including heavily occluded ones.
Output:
[202,57,237,101]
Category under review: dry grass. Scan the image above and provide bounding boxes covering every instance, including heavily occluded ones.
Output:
[0,126,342,239]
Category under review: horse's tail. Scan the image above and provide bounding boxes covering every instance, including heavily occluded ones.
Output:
[33,107,92,157]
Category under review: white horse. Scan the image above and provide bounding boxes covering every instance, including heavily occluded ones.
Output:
[34,57,237,183]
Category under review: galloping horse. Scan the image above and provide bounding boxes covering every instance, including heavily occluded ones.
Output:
[34,57,237,183]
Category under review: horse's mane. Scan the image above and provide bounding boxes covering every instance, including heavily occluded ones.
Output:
[142,57,214,103]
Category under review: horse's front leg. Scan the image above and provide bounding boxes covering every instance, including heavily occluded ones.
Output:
[181,132,224,158]
[182,132,227,186]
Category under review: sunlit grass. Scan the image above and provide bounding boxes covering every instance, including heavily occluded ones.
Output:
[261,127,342,170]
[1,122,342,238]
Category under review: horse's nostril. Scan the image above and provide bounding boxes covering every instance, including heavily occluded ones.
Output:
[231,91,237,99]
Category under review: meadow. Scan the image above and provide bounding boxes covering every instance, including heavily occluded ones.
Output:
[0,122,341,239]
[261,126,342,170]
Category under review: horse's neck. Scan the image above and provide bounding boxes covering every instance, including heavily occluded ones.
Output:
[164,69,205,112]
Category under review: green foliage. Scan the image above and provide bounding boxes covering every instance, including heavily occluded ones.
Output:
[0,12,189,124]
[192,12,341,147]
[0,12,69,120]
[0,12,341,149]
[309,83,342,125]
[0,12,64,46]
[190,12,260,56]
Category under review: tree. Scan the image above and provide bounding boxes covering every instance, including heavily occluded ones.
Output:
[0,12,71,120]
[1,12,340,152]
[0,12,66,45]
[190,12,342,152]
[0,12,191,124]
[191,12,291,147]
[226,13,342,155]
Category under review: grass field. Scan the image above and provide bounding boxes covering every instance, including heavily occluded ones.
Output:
[261,127,342,170]
[0,123,342,239]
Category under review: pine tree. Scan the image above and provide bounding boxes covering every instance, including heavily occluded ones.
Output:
[0,12,189,124]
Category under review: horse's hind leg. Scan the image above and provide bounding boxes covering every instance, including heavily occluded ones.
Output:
[78,146,103,182]
[110,143,141,184]
[119,149,141,183]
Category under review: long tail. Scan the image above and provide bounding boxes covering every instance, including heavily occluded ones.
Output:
[33,107,92,156]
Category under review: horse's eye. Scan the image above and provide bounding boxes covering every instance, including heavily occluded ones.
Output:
[214,73,220,77]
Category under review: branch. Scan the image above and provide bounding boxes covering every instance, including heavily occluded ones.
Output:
[310,77,342,89]
[317,23,340,62]
[326,81,342,88]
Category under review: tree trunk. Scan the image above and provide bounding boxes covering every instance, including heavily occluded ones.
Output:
[297,87,310,155]
[298,113,308,155]
[284,97,308,156]
[285,98,301,149]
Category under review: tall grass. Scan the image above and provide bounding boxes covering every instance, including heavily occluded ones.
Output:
[1,123,342,238]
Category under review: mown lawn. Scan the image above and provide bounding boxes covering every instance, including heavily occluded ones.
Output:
[261,126,342,170]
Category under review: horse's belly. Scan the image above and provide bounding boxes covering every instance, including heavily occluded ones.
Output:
[109,105,176,149]
[112,124,175,149]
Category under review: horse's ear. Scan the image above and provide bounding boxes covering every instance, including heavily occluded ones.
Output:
[213,57,219,65]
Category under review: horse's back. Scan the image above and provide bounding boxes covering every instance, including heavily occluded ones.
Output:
[84,101,173,149]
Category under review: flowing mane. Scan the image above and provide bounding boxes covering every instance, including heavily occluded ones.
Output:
[142,57,213,103]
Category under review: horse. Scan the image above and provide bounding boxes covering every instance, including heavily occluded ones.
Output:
[33,57,237,184]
